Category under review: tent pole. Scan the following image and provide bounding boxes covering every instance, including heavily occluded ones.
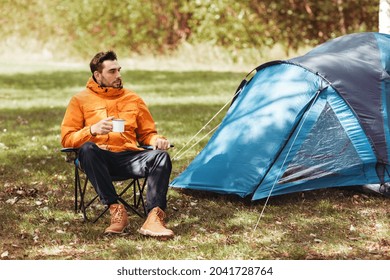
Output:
[253,85,327,233]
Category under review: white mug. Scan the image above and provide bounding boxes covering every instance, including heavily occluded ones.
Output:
[112,119,125,132]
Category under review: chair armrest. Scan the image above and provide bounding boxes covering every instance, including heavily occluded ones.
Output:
[139,144,174,150]
[61,147,79,163]
[139,145,153,150]
[61,147,79,153]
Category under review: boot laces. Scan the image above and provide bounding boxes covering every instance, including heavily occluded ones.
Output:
[152,208,166,226]
[111,206,125,223]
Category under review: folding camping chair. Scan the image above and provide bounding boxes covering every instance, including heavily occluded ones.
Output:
[61,147,147,223]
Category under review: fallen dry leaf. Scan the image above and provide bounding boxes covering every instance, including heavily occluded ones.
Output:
[6,197,18,205]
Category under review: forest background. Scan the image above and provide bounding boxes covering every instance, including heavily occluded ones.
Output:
[0,0,379,68]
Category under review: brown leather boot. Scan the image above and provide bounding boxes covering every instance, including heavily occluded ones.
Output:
[104,204,128,234]
[138,207,174,238]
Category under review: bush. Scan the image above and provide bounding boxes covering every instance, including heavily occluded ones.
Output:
[0,0,379,59]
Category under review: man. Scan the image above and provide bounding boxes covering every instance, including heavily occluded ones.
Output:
[61,50,174,238]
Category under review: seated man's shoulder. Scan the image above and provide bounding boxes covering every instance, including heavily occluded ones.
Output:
[122,89,143,102]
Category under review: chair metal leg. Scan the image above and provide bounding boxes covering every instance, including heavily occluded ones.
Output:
[134,179,147,216]
[64,149,147,223]
[74,168,96,222]
[117,178,147,218]
[73,171,147,222]
[74,166,78,213]
[90,206,109,223]
[79,173,90,221]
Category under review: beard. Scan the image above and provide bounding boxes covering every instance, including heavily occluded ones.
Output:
[112,79,123,89]
[100,78,123,89]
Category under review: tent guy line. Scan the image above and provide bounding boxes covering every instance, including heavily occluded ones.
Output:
[172,124,220,161]
[172,85,245,161]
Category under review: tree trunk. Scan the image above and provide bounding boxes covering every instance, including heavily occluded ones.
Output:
[379,0,390,33]
[336,0,347,34]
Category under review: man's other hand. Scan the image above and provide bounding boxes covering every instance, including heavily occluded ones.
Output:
[154,137,170,150]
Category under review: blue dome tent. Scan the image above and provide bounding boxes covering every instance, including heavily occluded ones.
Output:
[171,32,390,200]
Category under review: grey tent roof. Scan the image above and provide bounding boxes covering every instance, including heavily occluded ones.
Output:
[289,32,390,164]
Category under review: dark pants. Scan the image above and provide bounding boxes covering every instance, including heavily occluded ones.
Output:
[78,142,172,212]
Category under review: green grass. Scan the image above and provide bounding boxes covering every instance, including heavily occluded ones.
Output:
[0,67,389,260]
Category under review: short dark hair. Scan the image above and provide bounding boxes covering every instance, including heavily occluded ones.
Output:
[89,51,118,73]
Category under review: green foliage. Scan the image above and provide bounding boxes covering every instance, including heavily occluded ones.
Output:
[186,0,379,53]
[0,0,379,58]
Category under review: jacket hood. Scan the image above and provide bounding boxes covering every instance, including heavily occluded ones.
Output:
[86,77,125,97]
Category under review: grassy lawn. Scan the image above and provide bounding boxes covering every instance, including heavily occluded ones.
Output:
[0,66,389,260]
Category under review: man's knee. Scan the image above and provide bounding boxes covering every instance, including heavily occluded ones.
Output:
[154,150,172,172]
[78,142,98,158]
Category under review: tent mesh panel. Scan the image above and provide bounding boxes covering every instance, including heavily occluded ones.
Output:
[279,103,361,184]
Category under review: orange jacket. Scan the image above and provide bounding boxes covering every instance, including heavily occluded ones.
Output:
[61,77,162,152]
